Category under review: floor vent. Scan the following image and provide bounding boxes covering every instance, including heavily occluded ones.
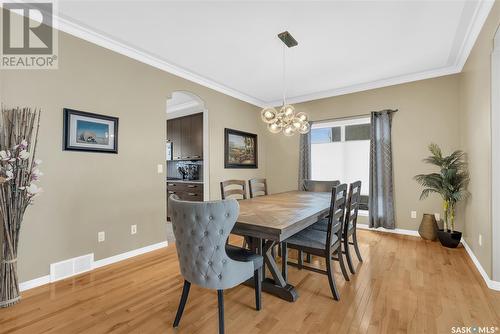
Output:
[50,254,94,282]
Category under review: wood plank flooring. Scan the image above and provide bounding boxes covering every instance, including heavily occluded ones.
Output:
[1,231,499,334]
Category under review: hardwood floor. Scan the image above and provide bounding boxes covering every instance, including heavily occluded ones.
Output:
[1,231,499,334]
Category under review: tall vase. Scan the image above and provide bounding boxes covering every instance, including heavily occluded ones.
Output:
[418,213,438,240]
[0,242,20,308]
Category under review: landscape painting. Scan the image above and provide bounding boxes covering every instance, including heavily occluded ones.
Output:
[63,109,119,153]
[224,128,257,168]
[76,120,110,145]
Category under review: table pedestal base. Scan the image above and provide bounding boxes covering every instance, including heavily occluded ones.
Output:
[244,278,298,302]
[244,237,299,302]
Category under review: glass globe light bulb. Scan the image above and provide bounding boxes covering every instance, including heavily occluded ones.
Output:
[281,104,295,121]
[261,107,278,124]
[295,112,308,122]
[298,122,310,134]
[268,122,282,134]
[283,124,296,136]
[292,117,303,129]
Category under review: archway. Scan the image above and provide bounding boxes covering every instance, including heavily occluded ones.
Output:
[165,91,210,214]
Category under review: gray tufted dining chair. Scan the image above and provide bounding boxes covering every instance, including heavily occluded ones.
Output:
[169,195,263,334]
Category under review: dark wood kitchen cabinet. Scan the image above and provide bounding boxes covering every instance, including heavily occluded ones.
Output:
[167,181,204,218]
[166,113,203,160]
[180,116,192,159]
[190,113,203,159]
[167,118,182,160]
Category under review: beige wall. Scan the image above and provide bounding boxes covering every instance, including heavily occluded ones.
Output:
[266,75,461,231]
[2,5,499,284]
[0,32,265,282]
[459,2,500,278]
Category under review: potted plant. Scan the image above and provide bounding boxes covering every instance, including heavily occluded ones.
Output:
[414,143,469,248]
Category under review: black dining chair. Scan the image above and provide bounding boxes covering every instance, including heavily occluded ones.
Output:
[283,184,348,300]
[312,181,363,274]
[302,179,340,192]
[301,180,340,263]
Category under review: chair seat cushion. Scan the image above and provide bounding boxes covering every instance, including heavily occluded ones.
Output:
[310,218,344,233]
[286,227,339,250]
[225,245,263,271]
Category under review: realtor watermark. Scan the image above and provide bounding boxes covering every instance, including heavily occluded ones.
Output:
[451,326,499,334]
[1,1,58,69]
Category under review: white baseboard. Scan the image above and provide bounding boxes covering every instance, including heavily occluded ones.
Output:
[356,223,420,237]
[461,239,500,291]
[19,241,168,292]
[357,223,500,291]
[93,241,168,269]
[19,275,50,292]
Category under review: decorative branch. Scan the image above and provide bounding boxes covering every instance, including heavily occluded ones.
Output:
[0,107,42,308]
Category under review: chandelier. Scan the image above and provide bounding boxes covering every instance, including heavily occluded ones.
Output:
[261,31,310,136]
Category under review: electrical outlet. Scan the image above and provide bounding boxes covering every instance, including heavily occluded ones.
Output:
[131,224,137,235]
[434,213,440,221]
[98,231,105,243]
[157,164,163,174]
[411,210,417,219]
[479,234,482,246]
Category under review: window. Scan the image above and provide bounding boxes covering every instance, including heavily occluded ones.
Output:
[311,126,341,144]
[311,117,370,203]
[345,123,370,141]
[311,128,331,144]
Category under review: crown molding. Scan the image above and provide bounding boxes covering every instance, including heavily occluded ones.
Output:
[55,15,267,108]
[269,65,461,106]
[265,0,494,107]
[453,0,495,71]
[52,0,492,108]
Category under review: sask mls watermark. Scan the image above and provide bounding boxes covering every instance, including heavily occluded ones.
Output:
[1,1,58,69]
[451,326,499,334]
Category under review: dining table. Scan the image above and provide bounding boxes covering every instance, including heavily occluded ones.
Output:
[231,190,332,302]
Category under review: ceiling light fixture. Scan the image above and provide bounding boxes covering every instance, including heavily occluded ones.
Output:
[261,31,310,136]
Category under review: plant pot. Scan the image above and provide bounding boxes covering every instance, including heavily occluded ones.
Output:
[437,229,462,248]
[418,214,438,240]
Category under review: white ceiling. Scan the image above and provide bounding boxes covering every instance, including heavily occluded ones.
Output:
[56,1,494,107]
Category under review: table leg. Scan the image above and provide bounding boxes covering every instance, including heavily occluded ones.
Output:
[281,242,288,282]
[245,238,299,302]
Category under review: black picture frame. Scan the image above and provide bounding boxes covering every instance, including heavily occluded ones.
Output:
[224,128,258,169]
[63,108,119,154]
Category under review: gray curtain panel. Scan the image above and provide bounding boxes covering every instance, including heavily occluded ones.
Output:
[298,130,312,190]
[369,110,396,229]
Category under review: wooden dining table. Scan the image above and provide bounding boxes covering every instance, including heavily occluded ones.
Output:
[231,190,332,302]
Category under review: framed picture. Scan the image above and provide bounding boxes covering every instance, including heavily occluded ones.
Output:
[63,108,119,153]
[224,128,258,168]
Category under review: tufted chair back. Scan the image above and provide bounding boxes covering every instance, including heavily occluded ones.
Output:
[169,195,254,290]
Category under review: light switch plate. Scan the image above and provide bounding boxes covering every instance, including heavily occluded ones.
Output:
[411,211,417,219]
[131,225,137,235]
[157,164,163,174]
[479,234,482,246]
[98,231,105,243]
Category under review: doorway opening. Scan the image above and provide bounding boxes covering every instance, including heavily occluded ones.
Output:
[165,91,209,225]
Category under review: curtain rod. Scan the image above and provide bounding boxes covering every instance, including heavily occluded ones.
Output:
[312,109,398,124]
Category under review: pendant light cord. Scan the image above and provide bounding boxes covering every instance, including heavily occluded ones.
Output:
[282,44,286,106]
